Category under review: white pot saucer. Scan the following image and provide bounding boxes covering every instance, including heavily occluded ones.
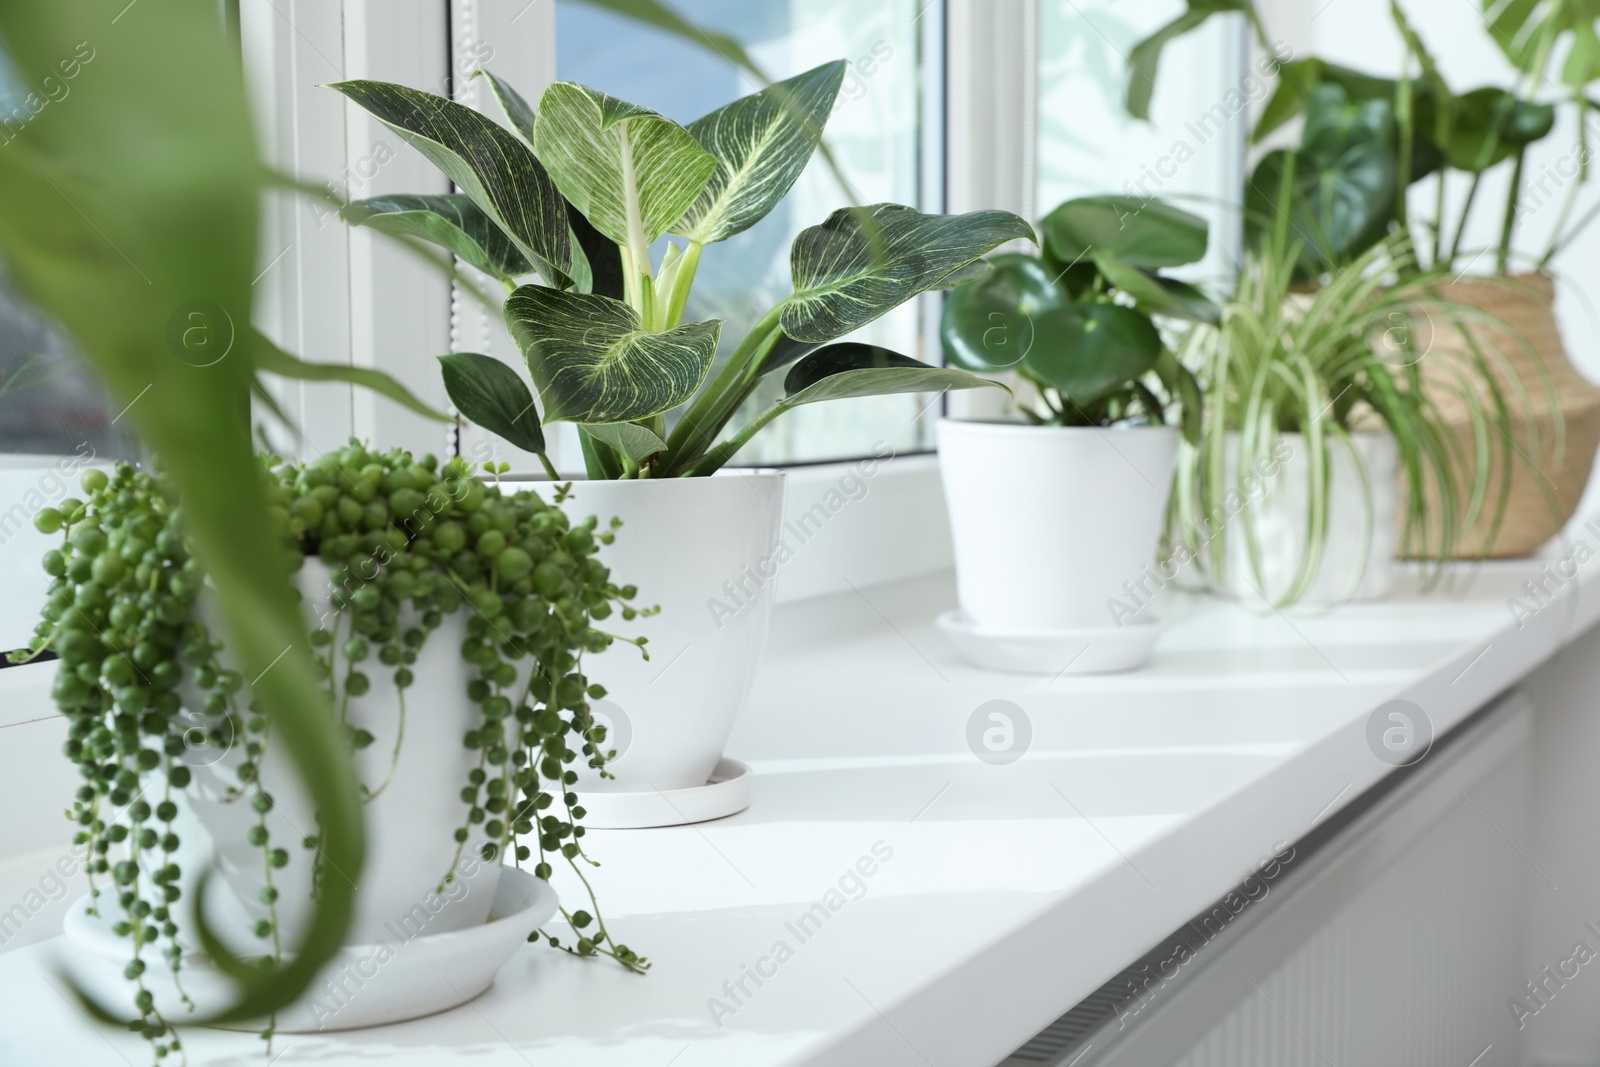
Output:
[935,610,1168,675]
[60,866,557,1033]
[576,758,753,829]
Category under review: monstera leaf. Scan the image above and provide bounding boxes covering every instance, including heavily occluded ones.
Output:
[438,353,545,454]
[533,82,717,251]
[1440,87,1555,171]
[505,286,719,423]
[781,204,1036,343]
[343,194,535,282]
[675,61,845,245]
[1482,0,1600,87]
[941,253,1065,371]
[1246,86,1398,274]
[1041,196,1208,270]
[327,80,573,287]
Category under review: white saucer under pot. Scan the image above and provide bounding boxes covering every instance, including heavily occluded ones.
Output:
[60,865,558,1033]
[935,610,1168,675]
[937,419,1177,671]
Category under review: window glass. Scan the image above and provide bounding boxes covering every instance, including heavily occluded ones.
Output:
[554,0,940,464]
[1035,0,1252,286]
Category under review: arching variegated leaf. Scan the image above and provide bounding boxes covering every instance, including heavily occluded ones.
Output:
[781,204,1036,343]
[677,61,845,245]
[580,421,668,465]
[781,343,1007,405]
[505,285,720,423]
[478,69,538,142]
[326,80,573,287]
[681,344,1006,475]
[438,352,545,454]
[533,82,717,249]
[343,194,533,281]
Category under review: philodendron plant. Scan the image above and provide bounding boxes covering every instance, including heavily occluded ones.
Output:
[329,62,1028,478]
[939,195,1209,438]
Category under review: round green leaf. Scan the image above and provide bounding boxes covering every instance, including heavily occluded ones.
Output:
[1024,303,1162,404]
[1040,195,1209,270]
[939,253,1065,372]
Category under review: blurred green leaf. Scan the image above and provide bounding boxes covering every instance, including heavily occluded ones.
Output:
[940,253,1063,372]
[1025,304,1163,404]
[342,194,535,282]
[1041,196,1209,270]
[0,0,362,1024]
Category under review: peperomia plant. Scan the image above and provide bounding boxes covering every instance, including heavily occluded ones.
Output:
[939,195,1208,438]
[329,63,1030,479]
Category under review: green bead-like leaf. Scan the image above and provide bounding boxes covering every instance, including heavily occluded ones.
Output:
[438,353,545,454]
[326,80,573,287]
[343,194,534,281]
[677,61,845,244]
[1041,196,1209,270]
[940,253,1065,372]
[780,343,1006,407]
[579,422,668,465]
[783,204,1036,344]
[1026,304,1162,404]
[505,286,719,423]
[533,82,717,249]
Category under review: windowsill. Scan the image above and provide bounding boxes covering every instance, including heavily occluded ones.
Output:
[0,531,1594,1063]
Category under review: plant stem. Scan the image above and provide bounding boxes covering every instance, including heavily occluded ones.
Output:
[1447,171,1482,268]
[662,304,786,468]
[683,402,789,476]
[663,240,702,329]
[1498,147,1526,273]
[537,452,559,481]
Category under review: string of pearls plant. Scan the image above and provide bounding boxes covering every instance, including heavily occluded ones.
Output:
[12,444,652,1062]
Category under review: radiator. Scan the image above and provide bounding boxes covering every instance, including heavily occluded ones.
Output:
[1004,690,1533,1067]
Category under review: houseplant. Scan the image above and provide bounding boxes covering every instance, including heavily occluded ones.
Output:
[1171,229,1531,606]
[329,65,1023,792]
[17,444,650,1044]
[1126,0,1599,558]
[936,195,1207,671]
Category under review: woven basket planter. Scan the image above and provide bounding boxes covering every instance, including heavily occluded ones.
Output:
[1403,273,1600,558]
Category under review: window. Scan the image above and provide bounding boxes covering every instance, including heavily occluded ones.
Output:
[1034,0,1249,286]
[551,0,945,465]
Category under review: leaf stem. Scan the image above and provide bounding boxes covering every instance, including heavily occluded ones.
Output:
[663,240,702,329]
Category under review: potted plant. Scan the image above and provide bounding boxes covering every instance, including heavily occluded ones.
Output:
[13,444,651,1046]
[936,195,1208,672]
[328,64,1023,796]
[1126,0,1599,559]
[1170,230,1533,607]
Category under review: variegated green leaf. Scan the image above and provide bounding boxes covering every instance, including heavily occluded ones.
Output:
[677,61,845,244]
[325,80,573,287]
[533,82,717,249]
[781,204,1036,343]
[343,194,533,281]
[505,285,720,423]
[781,343,1007,406]
[478,69,538,142]
[580,421,668,465]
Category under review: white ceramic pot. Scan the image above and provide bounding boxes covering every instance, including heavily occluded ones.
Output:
[937,420,1179,630]
[524,472,786,792]
[176,560,499,949]
[1207,431,1400,605]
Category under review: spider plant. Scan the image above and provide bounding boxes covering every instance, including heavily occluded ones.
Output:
[1173,219,1547,605]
